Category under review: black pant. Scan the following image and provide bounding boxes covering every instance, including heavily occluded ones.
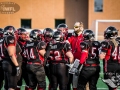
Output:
[26,64,46,89]
[17,62,29,87]
[2,61,19,89]
[50,63,69,90]
[67,74,73,90]
[77,66,100,90]
[0,61,4,89]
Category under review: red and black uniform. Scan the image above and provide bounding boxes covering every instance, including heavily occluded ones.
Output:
[17,40,29,88]
[24,40,46,90]
[48,41,71,90]
[2,35,22,89]
[77,41,101,90]
[100,40,120,90]
[0,37,4,89]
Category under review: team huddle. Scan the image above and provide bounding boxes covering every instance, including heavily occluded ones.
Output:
[0,22,120,90]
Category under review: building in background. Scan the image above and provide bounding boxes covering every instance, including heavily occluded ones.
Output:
[0,0,120,37]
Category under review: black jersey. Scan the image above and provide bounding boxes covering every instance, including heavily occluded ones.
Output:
[100,40,120,63]
[80,41,101,64]
[48,42,71,63]
[2,35,22,63]
[24,41,46,63]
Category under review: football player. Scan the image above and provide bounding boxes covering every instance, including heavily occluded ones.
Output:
[43,28,54,90]
[48,31,74,90]
[99,26,120,90]
[77,29,100,90]
[57,23,69,40]
[24,29,46,90]
[0,28,4,89]
[2,26,22,90]
[57,23,73,90]
[16,28,29,90]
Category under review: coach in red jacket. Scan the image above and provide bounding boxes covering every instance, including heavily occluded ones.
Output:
[68,22,84,90]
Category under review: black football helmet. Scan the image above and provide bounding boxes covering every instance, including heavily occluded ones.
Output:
[53,31,64,42]
[0,28,3,37]
[43,28,54,42]
[3,26,16,36]
[83,29,95,40]
[116,37,120,43]
[17,28,28,41]
[104,26,118,39]
[30,29,42,41]
[57,23,68,37]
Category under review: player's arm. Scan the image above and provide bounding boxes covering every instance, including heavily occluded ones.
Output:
[66,51,74,64]
[79,42,89,64]
[99,41,110,60]
[6,36,19,66]
[7,46,18,66]
[37,41,46,57]
[65,43,74,64]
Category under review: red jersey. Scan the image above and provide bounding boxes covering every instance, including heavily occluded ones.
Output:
[68,34,83,59]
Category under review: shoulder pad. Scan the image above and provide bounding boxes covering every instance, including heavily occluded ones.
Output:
[80,42,89,50]
[92,41,101,47]
[101,41,110,49]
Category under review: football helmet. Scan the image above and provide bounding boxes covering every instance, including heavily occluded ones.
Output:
[0,28,3,37]
[104,26,118,39]
[17,28,28,41]
[83,29,95,40]
[3,26,16,36]
[116,37,120,43]
[57,23,68,37]
[30,29,42,41]
[53,31,64,42]
[43,28,54,42]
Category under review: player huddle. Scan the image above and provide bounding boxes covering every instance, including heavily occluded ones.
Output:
[0,22,120,90]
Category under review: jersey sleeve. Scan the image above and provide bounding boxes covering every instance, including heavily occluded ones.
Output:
[4,36,16,47]
[79,41,89,64]
[37,41,46,50]
[80,42,89,50]
[100,41,110,53]
[100,41,111,61]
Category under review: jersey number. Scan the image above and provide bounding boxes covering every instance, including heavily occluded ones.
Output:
[24,48,36,60]
[49,51,62,61]
[112,47,120,61]
[91,47,97,59]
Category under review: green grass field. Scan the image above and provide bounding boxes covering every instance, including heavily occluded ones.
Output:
[1,61,120,90]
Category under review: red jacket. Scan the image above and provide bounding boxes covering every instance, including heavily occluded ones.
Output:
[68,34,83,60]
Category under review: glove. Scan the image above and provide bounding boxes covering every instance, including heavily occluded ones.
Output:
[16,66,20,76]
[75,64,83,76]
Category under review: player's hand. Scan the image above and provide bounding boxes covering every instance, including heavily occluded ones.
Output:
[16,66,20,76]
